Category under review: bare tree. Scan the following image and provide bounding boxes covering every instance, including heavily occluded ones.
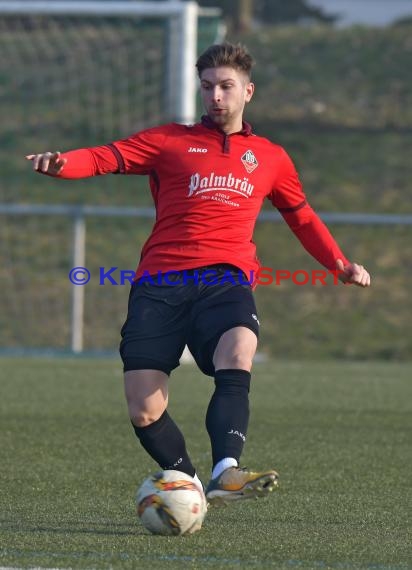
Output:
[232,0,254,33]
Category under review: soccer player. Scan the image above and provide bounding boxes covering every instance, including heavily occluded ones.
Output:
[26,43,370,505]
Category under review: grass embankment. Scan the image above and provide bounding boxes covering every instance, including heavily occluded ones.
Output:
[0,23,411,358]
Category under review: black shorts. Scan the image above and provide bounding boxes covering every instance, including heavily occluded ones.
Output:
[119,264,260,376]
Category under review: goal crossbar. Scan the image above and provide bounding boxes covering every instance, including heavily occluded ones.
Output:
[0,1,198,17]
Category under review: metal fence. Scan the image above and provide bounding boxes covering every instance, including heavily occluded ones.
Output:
[1,203,411,355]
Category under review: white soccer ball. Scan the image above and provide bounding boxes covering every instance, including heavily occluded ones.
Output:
[136,470,207,536]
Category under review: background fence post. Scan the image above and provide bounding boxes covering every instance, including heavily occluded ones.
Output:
[71,212,86,353]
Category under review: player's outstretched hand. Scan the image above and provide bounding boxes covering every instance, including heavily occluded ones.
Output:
[336,259,371,287]
[25,151,67,176]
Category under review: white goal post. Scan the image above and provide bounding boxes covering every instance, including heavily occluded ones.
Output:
[0,0,223,355]
[0,0,220,124]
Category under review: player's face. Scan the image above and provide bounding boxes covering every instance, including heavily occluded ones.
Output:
[199,66,254,134]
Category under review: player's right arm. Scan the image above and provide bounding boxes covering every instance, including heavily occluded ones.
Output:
[25,146,120,178]
[25,127,165,179]
[26,125,170,179]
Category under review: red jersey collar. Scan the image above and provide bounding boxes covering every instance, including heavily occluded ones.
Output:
[200,114,253,136]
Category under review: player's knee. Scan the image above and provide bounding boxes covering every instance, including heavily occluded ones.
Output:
[129,404,166,428]
[215,350,254,371]
[124,368,169,427]
[213,327,257,371]
[125,388,167,427]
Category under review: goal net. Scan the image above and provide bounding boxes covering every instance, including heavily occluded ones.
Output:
[0,1,223,353]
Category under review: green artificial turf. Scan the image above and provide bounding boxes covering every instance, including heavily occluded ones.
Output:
[0,358,411,569]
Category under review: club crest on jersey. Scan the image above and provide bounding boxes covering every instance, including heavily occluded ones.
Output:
[241,149,258,173]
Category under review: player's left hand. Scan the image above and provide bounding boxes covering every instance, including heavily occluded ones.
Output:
[336,259,371,287]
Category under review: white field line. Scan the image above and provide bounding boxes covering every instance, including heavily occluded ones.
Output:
[0,567,79,570]
[0,566,73,570]
[0,559,411,570]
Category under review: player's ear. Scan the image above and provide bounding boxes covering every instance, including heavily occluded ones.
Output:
[245,82,254,103]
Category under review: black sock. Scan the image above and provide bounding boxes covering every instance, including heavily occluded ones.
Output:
[205,369,251,467]
[132,410,195,477]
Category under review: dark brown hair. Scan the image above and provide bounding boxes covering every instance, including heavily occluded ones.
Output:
[196,42,254,79]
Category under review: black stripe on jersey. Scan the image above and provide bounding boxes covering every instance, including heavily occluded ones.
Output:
[278,199,307,213]
[106,143,126,174]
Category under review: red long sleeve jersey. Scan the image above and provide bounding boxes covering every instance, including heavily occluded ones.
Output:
[58,117,349,284]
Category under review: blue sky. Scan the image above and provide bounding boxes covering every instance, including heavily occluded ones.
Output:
[307,0,412,26]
